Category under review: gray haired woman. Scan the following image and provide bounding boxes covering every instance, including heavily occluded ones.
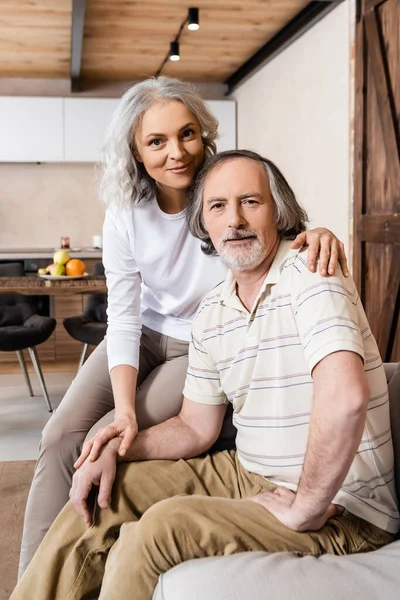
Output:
[19,76,348,576]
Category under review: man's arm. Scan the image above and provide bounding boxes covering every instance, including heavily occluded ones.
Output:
[291,350,369,525]
[120,397,227,462]
[70,398,227,524]
[251,350,369,531]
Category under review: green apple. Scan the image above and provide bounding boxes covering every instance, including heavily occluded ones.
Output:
[53,250,70,265]
[38,268,47,275]
[48,264,66,276]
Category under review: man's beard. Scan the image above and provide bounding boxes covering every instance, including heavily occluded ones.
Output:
[218,229,266,270]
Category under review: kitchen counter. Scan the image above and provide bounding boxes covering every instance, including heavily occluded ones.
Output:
[0,248,102,260]
[0,275,107,295]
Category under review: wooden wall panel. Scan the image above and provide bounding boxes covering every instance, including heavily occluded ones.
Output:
[380,0,400,189]
[354,0,400,362]
[365,58,394,215]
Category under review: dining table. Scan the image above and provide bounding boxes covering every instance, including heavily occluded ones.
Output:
[0,276,107,295]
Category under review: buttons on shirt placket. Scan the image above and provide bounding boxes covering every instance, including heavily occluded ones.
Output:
[246,312,258,346]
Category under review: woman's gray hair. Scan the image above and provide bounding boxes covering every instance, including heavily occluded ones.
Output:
[187,150,308,256]
[100,76,219,208]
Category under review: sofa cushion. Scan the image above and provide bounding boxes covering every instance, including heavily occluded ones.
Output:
[154,540,400,600]
[388,362,400,502]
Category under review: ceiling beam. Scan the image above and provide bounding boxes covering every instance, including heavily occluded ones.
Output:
[225,1,345,94]
[71,0,87,93]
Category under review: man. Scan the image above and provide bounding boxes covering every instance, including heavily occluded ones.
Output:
[12,150,399,600]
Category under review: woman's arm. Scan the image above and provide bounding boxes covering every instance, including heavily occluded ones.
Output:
[110,365,138,420]
[75,207,142,467]
[74,365,139,467]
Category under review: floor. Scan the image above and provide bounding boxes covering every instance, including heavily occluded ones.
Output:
[0,363,75,598]
[0,461,35,600]
[0,364,75,461]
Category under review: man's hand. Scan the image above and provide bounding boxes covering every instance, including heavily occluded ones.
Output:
[74,413,138,469]
[249,485,342,531]
[291,228,349,277]
[70,437,121,526]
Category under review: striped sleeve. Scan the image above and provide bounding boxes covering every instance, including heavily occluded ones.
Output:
[290,251,365,374]
[183,318,228,406]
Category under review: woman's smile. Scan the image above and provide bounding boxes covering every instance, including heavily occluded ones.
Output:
[167,162,192,174]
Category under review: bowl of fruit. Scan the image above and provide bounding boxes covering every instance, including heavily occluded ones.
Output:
[38,251,87,280]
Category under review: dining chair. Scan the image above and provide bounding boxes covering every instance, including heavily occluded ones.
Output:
[0,262,56,411]
[63,262,107,371]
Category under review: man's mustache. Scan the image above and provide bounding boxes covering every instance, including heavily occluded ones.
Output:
[222,229,258,244]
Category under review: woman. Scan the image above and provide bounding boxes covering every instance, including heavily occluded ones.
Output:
[19,76,348,576]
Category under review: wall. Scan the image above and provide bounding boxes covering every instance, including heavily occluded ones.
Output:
[0,163,104,249]
[231,1,352,253]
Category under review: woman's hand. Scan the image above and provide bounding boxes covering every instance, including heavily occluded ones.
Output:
[291,228,349,277]
[74,413,138,469]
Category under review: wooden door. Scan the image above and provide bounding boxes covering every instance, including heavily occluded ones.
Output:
[354,0,400,361]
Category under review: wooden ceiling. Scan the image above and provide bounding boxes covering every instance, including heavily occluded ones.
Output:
[0,0,315,86]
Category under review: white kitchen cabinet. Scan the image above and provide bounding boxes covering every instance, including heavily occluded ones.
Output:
[64,98,120,162]
[0,97,64,162]
[0,96,236,163]
[207,101,236,151]
[64,98,236,162]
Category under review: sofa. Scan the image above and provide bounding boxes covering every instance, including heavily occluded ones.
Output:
[153,362,400,600]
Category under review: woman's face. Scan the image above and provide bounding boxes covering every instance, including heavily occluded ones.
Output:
[134,100,205,191]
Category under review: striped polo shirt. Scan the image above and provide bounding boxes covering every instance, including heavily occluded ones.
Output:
[183,239,399,533]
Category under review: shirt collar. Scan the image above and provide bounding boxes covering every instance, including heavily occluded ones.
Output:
[219,239,296,307]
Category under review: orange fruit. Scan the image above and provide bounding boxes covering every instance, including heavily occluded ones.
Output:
[65,258,86,276]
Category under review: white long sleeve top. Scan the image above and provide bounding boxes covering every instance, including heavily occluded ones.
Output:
[103,198,228,372]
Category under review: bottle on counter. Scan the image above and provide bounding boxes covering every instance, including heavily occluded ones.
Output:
[92,235,102,249]
[60,236,70,249]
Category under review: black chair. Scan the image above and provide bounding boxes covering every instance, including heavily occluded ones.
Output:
[63,262,107,371]
[0,262,56,411]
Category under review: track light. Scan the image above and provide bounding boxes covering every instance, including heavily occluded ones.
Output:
[169,41,180,61]
[155,7,199,76]
[188,7,200,31]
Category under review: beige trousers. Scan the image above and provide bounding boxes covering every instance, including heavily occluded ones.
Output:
[18,326,189,577]
[12,450,393,600]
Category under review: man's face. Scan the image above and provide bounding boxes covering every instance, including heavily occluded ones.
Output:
[202,158,279,271]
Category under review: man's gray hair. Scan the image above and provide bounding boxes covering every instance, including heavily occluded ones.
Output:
[187,149,308,256]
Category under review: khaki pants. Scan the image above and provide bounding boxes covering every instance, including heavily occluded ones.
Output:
[19,326,189,577]
[12,450,393,600]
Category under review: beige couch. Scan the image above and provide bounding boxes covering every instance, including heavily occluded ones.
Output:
[153,363,400,600]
